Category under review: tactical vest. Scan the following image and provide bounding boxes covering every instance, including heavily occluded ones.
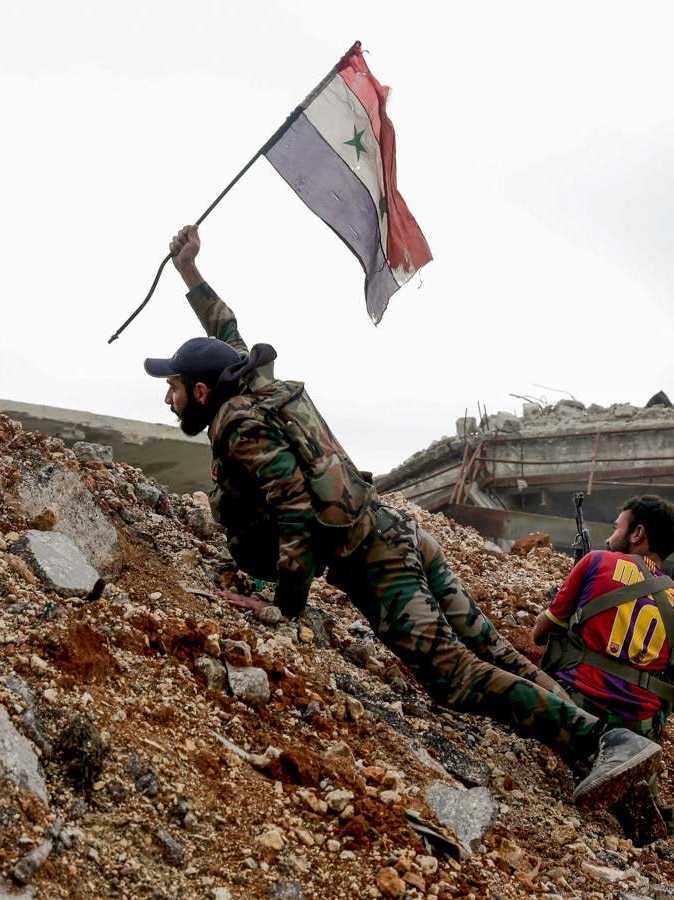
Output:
[208,374,378,567]
[541,556,674,703]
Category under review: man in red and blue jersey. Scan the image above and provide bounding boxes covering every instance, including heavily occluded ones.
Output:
[533,494,674,842]
[534,495,674,738]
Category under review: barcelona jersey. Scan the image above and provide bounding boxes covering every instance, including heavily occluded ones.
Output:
[546,550,674,722]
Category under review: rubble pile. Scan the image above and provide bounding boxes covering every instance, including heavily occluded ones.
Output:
[393,396,674,474]
[1,412,674,899]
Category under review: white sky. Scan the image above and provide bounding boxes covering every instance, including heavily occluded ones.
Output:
[3,1,674,475]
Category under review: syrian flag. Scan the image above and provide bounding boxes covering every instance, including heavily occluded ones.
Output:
[264,42,432,324]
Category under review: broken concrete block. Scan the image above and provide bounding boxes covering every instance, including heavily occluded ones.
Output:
[0,704,49,806]
[425,781,495,852]
[17,465,122,576]
[522,403,543,420]
[482,412,521,433]
[72,441,114,466]
[611,403,638,418]
[12,530,100,596]
[455,416,478,437]
[225,664,270,707]
[554,399,585,413]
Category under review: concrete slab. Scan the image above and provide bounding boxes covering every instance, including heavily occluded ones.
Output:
[12,530,100,596]
[0,399,211,495]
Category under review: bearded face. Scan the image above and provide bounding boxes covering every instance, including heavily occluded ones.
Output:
[173,388,214,436]
[606,510,634,553]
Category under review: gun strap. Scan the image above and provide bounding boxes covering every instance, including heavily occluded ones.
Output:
[569,574,674,626]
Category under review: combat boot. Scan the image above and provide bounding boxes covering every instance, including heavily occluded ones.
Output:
[573,728,661,810]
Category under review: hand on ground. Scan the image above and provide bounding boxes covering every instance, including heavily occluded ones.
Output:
[219,590,272,614]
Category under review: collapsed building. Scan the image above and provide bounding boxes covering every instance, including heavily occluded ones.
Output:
[376,393,674,557]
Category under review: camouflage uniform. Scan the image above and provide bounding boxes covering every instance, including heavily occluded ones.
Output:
[187,281,600,757]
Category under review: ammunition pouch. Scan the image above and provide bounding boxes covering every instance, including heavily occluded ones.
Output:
[541,631,586,674]
[304,454,374,530]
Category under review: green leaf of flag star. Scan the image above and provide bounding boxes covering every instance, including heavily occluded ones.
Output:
[344,126,367,161]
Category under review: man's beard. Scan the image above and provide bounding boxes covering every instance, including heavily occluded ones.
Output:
[609,534,632,554]
[174,393,213,436]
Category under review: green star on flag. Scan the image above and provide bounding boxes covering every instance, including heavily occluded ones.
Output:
[344,125,367,160]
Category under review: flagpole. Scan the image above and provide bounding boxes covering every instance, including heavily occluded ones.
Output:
[107,41,361,344]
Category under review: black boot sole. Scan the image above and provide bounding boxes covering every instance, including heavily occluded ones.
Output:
[573,743,662,810]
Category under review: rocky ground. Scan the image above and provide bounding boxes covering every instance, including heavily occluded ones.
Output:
[1,412,674,900]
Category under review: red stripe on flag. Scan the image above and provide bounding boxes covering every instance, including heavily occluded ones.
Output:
[338,49,432,275]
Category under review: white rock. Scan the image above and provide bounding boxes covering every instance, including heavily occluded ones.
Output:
[256,828,284,852]
[418,855,438,875]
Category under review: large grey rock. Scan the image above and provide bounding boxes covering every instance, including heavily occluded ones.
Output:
[12,530,99,596]
[72,441,114,466]
[17,464,122,576]
[225,664,270,707]
[0,705,49,806]
[155,829,186,867]
[421,730,491,787]
[3,676,35,706]
[425,781,495,852]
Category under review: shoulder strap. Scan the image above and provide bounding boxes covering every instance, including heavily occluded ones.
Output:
[633,557,674,657]
[570,575,674,626]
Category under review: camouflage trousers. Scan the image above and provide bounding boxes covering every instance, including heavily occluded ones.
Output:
[327,505,599,758]
[564,687,667,743]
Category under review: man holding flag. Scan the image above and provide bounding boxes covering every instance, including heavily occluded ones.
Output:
[108,41,431,343]
[143,223,663,817]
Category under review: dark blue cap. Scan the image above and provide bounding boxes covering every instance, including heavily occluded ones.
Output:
[144,337,241,383]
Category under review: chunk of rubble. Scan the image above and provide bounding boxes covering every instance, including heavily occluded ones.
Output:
[0,705,49,806]
[12,839,53,885]
[72,441,114,466]
[225,664,270,707]
[425,781,495,852]
[16,465,122,576]
[12,530,100,596]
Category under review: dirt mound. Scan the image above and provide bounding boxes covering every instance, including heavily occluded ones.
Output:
[1,412,674,899]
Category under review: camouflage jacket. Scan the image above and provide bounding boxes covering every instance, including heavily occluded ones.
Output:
[187,282,379,617]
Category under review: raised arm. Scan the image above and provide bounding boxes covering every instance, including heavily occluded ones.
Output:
[170,224,205,289]
[170,225,249,355]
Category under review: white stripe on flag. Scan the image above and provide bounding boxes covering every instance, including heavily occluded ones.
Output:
[304,74,389,256]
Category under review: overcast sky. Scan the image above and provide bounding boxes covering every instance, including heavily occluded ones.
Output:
[3,1,674,475]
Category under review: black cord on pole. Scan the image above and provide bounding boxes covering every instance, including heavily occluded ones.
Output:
[107,137,275,344]
[107,41,361,345]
